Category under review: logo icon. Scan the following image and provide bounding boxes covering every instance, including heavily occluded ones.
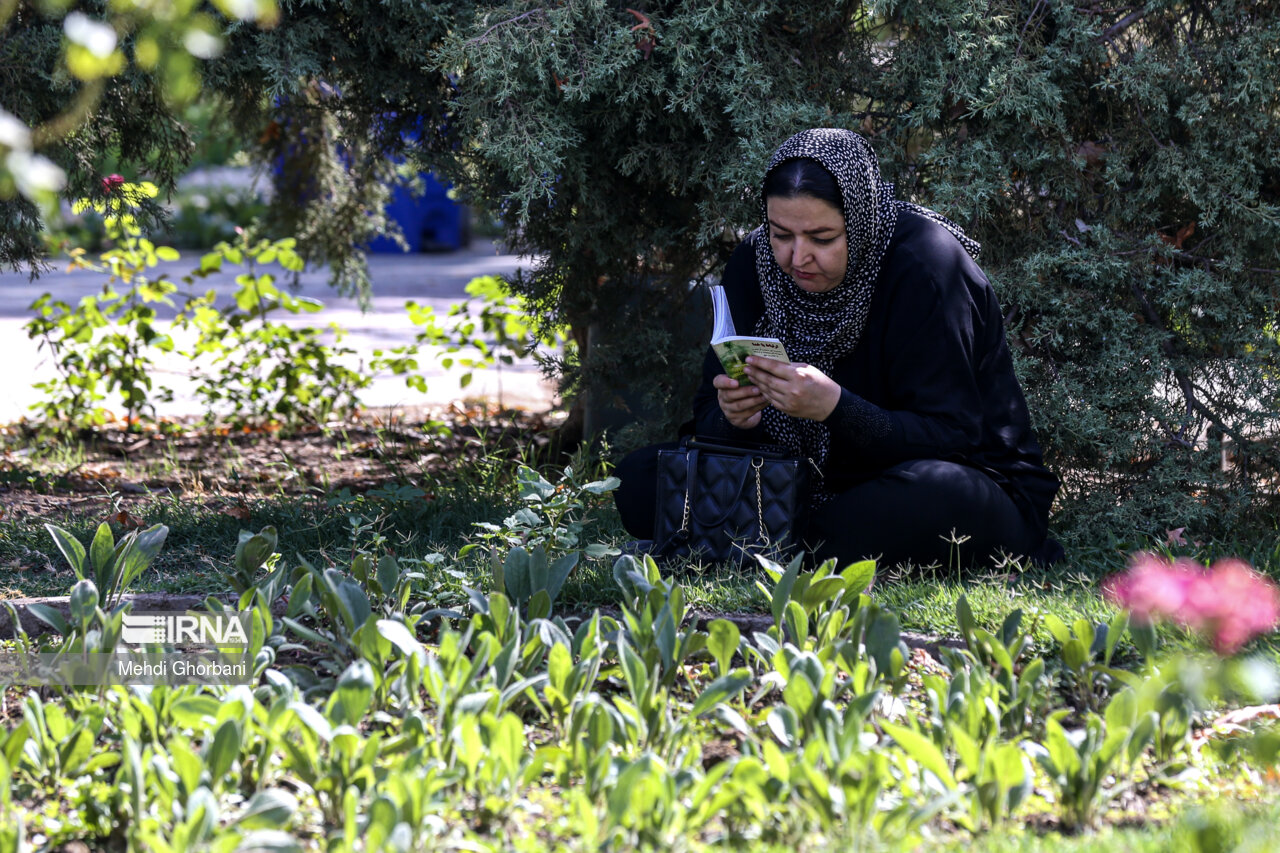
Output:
[121,614,168,645]
[119,612,249,647]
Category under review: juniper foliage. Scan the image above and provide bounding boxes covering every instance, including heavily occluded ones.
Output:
[432,1,1280,537]
[862,0,1280,537]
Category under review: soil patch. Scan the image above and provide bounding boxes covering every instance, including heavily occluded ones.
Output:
[0,403,566,524]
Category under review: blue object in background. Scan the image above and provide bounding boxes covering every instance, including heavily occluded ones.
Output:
[368,172,469,253]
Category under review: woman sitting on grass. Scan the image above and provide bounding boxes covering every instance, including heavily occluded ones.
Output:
[614,128,1062,570]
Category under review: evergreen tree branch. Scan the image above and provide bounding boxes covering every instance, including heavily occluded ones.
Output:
[1129,278,1263,456]
[1099,9,1149,42]
[468,8,547,45]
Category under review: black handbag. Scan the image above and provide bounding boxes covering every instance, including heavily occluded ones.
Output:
[652,436,810,565]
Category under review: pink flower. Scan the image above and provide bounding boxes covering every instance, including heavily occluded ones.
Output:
[101,174,124,193]
[1203,559,1280,655]
[1103,553,1194,623]
[1104,553,1280,655]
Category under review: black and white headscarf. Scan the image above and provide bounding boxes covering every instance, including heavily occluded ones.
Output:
[752,129,981,493]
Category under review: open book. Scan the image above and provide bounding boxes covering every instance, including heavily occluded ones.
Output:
[709,285,789,386]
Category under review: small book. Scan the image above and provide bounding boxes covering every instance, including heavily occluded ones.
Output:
[709,284,789,386]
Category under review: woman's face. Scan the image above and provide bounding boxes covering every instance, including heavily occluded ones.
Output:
[766,195,848,294]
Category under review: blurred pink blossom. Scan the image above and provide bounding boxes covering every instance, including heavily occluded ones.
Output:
[1104,553,1280,655]
[101,173,124,193]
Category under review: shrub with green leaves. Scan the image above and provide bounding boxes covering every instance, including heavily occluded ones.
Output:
[25,181,183,426]
[24,186,375,430]
[863,0,1280,538]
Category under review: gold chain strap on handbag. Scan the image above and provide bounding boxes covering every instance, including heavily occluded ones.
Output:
[679,483,691,535]
[752,457,769,549]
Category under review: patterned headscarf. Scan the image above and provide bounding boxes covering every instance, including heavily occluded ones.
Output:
[752,129,981,490]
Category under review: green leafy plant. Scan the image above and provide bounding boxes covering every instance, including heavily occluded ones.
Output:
[25,181,180,427]
[386,274,569,395]
[44,520,169,612]
[1044,608,1136,712]
[754,553,907,690]
[1022,693,1159,832]
[492,545,577,617]
[462,463,621,613]
[26,190,378,431]
[467,464,621,558]
[612,554,710,693]
[954,595,1053,737]
[180,231,371,428]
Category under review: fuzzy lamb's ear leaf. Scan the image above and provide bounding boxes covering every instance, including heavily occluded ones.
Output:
[1000,609,1024,648]
[89,522,116,577]
[866,609,902,677]
[204,719,242,782]
[334,578,372,633]
[328,660,375,728]
[691,669,752,717]
[707,618,740,678]
[1104,609,1130,664]
[1129,618,1159,659]
[770,554,803,630]
[235,788,299,831]
[840,560,876,598]
[235,527,278,575]
[69,580,98,626]
[881,720,957,789]
[45,524,87,578]
[956,594,978,645]
[113,524,169,594]
[376,619,425,664]
[542,552,578,605]
[503,547,532,604]
[782,600,808,647]
[25,603,69,637]
[1128,711,1159,763]
[1042,613,1073,647]
[376,555,400,598]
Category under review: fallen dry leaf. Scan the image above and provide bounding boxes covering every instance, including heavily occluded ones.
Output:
[109,510,145,531]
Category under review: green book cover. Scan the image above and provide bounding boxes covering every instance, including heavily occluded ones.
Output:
[709,285,789,386]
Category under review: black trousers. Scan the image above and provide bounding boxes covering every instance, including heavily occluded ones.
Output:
[613,443,1046,570]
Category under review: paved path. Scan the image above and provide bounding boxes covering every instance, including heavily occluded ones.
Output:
[0,240,558,424]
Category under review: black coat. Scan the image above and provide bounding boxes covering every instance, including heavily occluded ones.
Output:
[692,210,1060,538]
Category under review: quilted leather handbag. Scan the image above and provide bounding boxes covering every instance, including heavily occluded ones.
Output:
[652,436,810,565]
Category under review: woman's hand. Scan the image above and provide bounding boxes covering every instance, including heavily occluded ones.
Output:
[744,357,842,422]
[714,373,768,429]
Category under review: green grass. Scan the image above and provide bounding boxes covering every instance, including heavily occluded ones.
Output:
[0,477,514,599]
[3,479,1276,646]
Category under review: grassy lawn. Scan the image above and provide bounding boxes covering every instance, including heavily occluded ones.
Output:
[6,414,1276,626]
